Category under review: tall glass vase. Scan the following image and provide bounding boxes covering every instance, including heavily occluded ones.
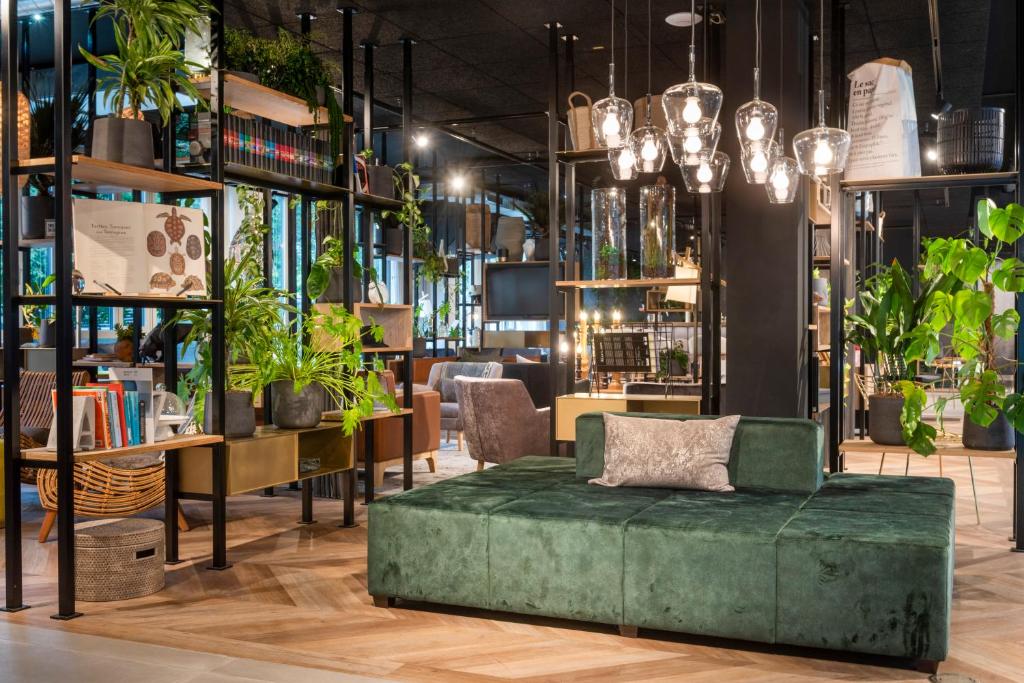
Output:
[591,188,627,280]
[639,185,675,278]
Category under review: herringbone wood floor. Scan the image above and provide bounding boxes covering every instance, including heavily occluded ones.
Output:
[2,446,1023,682]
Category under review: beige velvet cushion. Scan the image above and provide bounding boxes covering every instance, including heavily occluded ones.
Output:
[590,413,740,491]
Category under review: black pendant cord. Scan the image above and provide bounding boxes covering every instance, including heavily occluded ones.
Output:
[623,0,628,99]
[755,0,761,82]
[646,0,652,97]
[609,0,615,84]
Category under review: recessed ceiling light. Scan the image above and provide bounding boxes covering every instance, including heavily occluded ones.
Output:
[666,11,702,28]
[593,45,606,51]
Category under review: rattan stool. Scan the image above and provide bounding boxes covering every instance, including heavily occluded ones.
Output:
[75,518,165,601]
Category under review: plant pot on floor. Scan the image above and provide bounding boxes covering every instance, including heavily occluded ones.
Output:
[91,117,156,169]
[868,393,906,446]
[316,267,362,304]
[962,412,1015,451]
[21,195,54,241]
[203,390,256,438]
[37,320,55,348]
[364,165,396,198]
[271,381,324,429]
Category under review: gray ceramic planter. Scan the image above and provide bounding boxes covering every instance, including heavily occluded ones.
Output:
[203,390,256,438]
[868,394,906,446]
[91,117,155,169]
[963,412,1015,451]
[37,319,56,348]
[21,195,54,241]
[271,381,324,429]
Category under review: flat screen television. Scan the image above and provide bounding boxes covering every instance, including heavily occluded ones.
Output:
[483,262,563,321]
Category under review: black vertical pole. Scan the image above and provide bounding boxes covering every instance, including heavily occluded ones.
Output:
[431,151,439,356]
[86,7,97,133]
[262,190,274,426]
[339,7,355,310]
[287,196,298,325]
[828,173,844,473]
[911,191,922,294]
[700,195,714,415]
[402,37,415,490]
[18,16,28,93]
[162,306,181,560]
[208,0,230,571]
[52,0,79,619]
[564,163,576,398]
[1013,0,1024,552]
[1,0,27,614]
[830,0,846,130]
[362,41,376,299]
[546,21,561,456]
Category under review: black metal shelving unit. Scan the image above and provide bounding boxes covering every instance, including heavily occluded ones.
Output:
[1,0,228,619]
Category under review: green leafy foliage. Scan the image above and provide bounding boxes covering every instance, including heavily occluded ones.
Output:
[895,380,937,456]
[80,0,213,124]
[384,163,446,283]
[21,274,56,328]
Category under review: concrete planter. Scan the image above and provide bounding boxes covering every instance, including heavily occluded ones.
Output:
[963,412,1015,451]
[271,381,324,429]
[868,394,906,446]
[91,117,155,169]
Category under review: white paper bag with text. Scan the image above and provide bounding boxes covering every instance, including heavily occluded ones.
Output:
[846,58,921,180]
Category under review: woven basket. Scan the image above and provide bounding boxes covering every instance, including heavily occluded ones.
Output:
[75,518,165,601]
[937,107,1005,174]
[567,91,595,151]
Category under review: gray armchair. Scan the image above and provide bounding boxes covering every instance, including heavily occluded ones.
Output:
[455,377,550,469]
[424,361,502,449]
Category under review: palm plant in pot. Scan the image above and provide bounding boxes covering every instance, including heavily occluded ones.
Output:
[233,305,396,431]
[904,200,1024,452]
[176,187,292,437]
[80,0,211,168]
[845,259,958,449]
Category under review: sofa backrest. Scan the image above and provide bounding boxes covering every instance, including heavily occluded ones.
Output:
[574,412,824,494]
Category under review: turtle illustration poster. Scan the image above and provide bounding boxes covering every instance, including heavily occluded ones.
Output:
[72,198,207,297]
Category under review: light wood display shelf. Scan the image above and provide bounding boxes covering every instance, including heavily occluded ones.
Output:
[839,438,1015,460]
[354,303,413,351]
[177,423,353,496]
[557,277,725,289]
[840,171,1018,193]
[24,433,224,464]
[193,74,353,127]
[555,392,701,441]
[13,156,222,194]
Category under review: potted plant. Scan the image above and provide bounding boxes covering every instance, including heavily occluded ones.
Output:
[357,149,396,199]
[223,27,344,161]
[22,88,89,240]
[845,259,957,448]
[384,163,446,283]
[307,236,363,304]
[80,0,211,168]
[113,323,135,363]
[902,200,1024,452]
[22,274,55,347]
[177,187,293,437]
[658,342,689,378]
[412,304,429,357]
[233,305,396,430]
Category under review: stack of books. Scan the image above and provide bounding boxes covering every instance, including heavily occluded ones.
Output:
[51,383,148,449]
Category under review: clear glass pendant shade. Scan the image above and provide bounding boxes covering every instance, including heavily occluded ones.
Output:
[629,123,668,174]
[735,71,778,152]
[793,109,851,177]
[663,46,724,135]
[668,118,721,166]
[739,137,776,184]
[608,145,639,180]
[764,155,800,203]
[682,150,730,194]
[591,63,634,148]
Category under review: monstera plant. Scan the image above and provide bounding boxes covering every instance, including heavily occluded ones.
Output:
[899,199,1024,454]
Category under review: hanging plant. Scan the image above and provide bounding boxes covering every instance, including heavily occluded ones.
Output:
[384,162,446,283]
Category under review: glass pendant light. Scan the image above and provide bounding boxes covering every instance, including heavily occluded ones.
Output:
[682,150,730,194]
[591,0,633,149]
[627,0,668,174]
[764,3,799,203]
[793,0,851,176]
[735,0,778,184]
[669,118,721,167]
[663,0,723,136]
[609,145,639,180]
[765,130,800,203]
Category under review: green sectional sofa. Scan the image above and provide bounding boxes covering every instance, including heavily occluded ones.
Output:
[368,413,955,669]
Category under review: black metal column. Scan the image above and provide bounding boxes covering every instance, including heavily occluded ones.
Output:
[339,7,355,310]
[1013,0,1024,552]
[546,20,561,456]
[828,174,844,473]
[564,163,576,399]
[361,41,375,300]
[700,194,722,415]
[208,0,230,571]
[1,0,27,614]
[262,190,274,426]
[402,37,415,490]
[52,0,79,619]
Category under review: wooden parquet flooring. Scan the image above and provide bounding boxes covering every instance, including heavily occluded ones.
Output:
[2,450,1023,682]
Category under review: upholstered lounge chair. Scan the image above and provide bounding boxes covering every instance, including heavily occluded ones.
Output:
[422,361,501,449]
[455,377,550,469]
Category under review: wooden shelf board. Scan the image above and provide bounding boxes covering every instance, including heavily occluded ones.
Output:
[558,277,703,289]
[14,156,222,193]
[355,192,403,210]
[25,433,224,464]
[840,171,1018,192]
[322,408,414,423]
[363,346,413,353]
[838,438,1014,460]
[223,163,347,198]
[193,74,352,127]
[354,303,412,311]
